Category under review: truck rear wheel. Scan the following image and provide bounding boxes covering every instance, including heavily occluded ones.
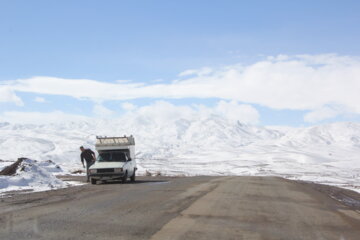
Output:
[121,171,128,184]
[130,170,136,182]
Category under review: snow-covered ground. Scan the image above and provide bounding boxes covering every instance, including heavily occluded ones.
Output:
[0,158,80,195]
[0,117,359,193]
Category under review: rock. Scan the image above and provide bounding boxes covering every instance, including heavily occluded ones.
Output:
[0,158,27,176]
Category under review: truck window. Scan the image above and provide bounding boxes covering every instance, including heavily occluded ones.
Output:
[98,151,127,162]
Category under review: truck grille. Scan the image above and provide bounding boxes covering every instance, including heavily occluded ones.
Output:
[97,168,114,173]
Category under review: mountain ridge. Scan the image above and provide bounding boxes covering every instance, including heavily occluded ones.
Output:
[0,118,359,192]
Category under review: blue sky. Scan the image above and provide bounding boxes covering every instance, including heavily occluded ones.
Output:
[1,0,360,126]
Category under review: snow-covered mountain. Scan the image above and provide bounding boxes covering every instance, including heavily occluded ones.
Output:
[0,117,359,192]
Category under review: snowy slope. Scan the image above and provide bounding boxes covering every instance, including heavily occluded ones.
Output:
[0,118,359,192]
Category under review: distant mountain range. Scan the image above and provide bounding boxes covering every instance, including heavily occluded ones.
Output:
[0,117,359,191]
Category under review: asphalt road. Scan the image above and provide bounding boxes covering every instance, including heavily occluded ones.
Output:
[0,176,359,240]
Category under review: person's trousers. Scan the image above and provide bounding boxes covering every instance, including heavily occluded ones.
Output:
[86,161,94,181]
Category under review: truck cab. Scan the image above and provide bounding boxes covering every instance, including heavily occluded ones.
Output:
[89,136,137,184]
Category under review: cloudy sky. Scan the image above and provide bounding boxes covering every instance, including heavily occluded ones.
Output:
[1,0,360,126]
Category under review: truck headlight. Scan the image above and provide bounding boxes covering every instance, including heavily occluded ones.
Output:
[90,169,97,174]
[114,168,123,173]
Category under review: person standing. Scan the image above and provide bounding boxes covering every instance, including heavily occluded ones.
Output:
[80,146,96,182]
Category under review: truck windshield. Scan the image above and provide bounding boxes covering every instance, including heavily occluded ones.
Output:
[97,152,127,162]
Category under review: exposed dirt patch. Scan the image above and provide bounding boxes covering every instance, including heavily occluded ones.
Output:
[71,169,85,174]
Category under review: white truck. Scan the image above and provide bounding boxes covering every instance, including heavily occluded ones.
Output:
[89,136,137,185]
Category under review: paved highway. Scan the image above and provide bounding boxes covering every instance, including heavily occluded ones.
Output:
[0,176,359,240]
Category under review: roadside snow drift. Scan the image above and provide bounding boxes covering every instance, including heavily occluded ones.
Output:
[0,117,359,192]
[0,158,69,195]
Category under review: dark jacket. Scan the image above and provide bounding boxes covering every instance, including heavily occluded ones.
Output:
[81,149,95,165]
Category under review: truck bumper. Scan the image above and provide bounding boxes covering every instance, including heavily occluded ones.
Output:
[89,173,125,180]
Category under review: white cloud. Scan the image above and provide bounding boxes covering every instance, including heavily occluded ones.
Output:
[303,105,346,123]
[3,54,360,122]
[124,101,195,125]
[123,100,259,125]
[0,101,260,125]
[92,103,114,118]
[214,101,259,124]
[34,97,46,103]
[178,67,213,77]
[0,111,90,124]
[121,102,137,111]
[0,87,23,106]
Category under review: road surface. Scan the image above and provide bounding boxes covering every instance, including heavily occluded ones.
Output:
[0,176,359,240]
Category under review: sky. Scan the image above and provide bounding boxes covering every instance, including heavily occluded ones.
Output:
[1,0,360,126]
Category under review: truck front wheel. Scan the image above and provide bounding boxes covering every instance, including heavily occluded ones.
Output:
[91,178,97,185]
[121,171,128,184]
[130,170,136,182]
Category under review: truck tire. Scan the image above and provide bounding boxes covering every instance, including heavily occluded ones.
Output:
[130,169,136,182]
[91,178,97,185]
[121,171,128,184]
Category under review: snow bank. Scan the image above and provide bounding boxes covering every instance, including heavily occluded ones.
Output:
[0,158,69,195]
